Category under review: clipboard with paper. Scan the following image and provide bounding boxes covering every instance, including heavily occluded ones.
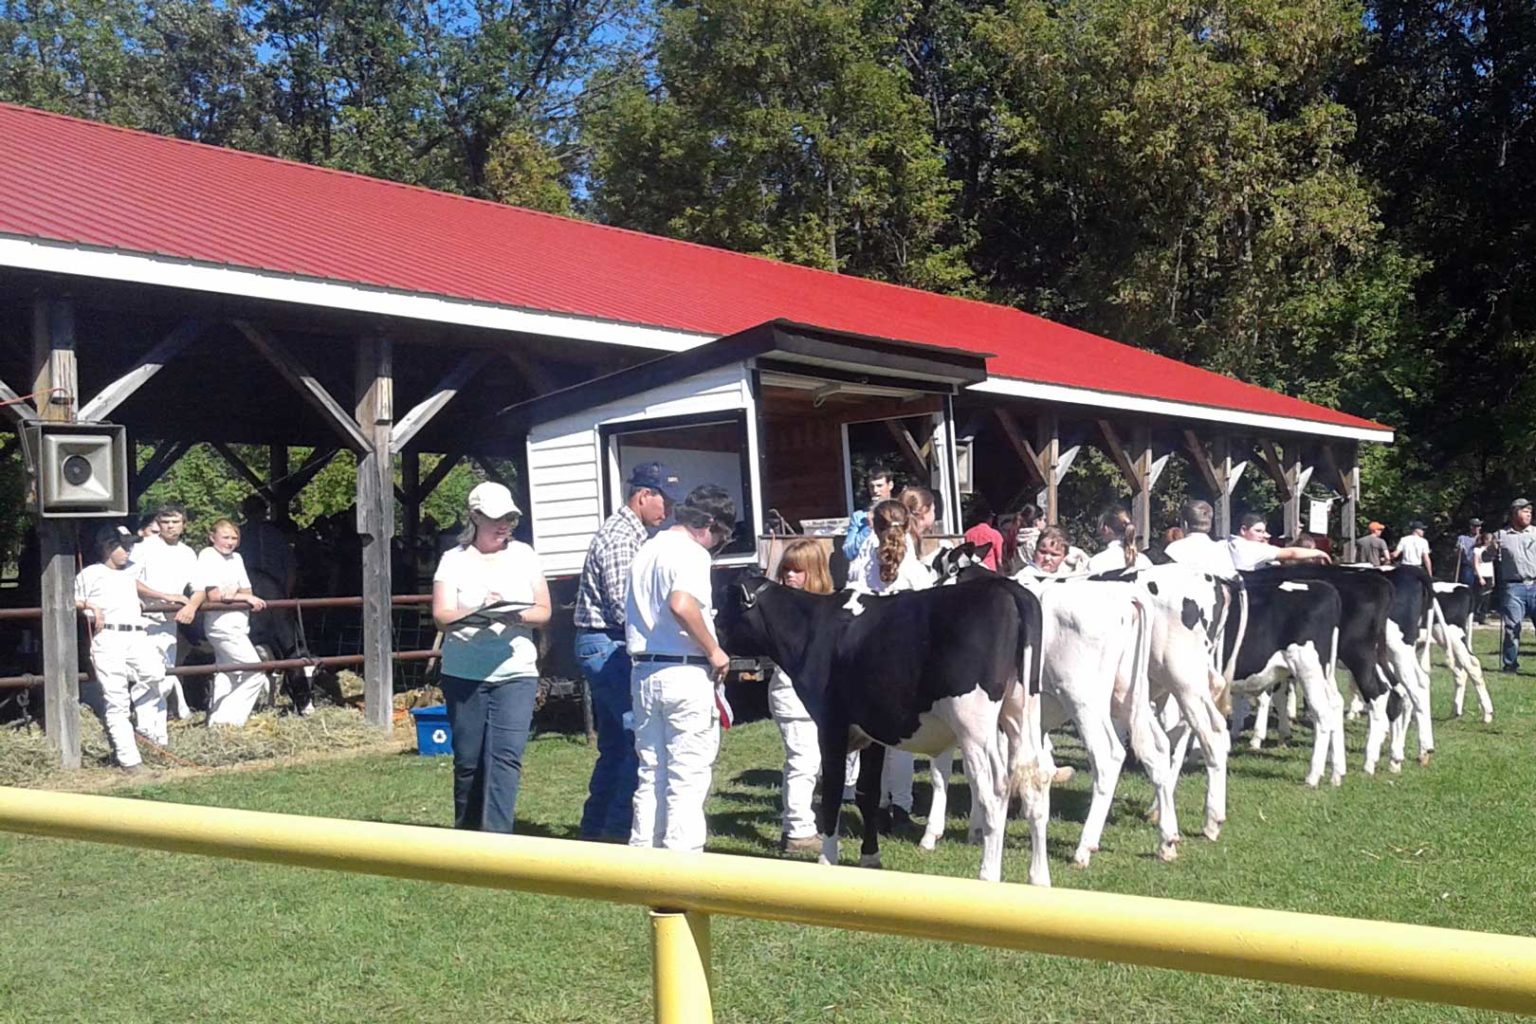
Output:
[452,601,533,630]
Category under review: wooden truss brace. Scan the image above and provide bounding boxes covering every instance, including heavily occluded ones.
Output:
[390,350,495,455]
[79,320,202,421]
[1182,430,1222,497]
[0,375,39,424]
[1317,443,1353,497]
[1256,440,1294,501]
[418,450,466,501]
[884,418,933,478]
[273,446,341,500]
[1097,419,1144,491]
[994,408,1048,487]
[131,440,190,498]
[232,320,370,453]
[209,441,277,503]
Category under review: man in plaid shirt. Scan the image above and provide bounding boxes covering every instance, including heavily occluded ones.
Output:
[576,462,679,840]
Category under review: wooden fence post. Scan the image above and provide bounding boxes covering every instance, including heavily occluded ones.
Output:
[355,337,395,730]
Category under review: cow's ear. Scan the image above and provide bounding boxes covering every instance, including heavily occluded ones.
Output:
[975,542,993,562]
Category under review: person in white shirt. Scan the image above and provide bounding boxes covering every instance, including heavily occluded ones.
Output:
[431,482,551,834]
[1392,520,1433,575]
[1227,513,1331,571]
[1086,507,1152,574]
[1165,499,1239,576]
[626,484,736,852]
[132,503,202,719]
[767,538,835,854]
[197,518,270,727]
[74,524,167,770]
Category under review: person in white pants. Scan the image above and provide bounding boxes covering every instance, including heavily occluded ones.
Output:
[74,524,167,770]
[196,518,269,727]
[768,538,835,853]
[626,485,736,853]
[133,504,202,719]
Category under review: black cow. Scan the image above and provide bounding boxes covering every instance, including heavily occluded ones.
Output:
[1223,570,1347,787]
[716,573,1047,884]
[1431,582,1493,722]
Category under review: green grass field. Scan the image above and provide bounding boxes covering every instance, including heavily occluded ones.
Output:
[3,628,1535,1023]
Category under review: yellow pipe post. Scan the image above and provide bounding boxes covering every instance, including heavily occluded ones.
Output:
[3,787,1536,1017]
[651,910,713,1024]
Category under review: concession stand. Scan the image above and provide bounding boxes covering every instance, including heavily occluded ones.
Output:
[501,320,990,579]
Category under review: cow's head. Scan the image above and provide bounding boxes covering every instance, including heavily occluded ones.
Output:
[928,541,993,583]
[714,572,776,658]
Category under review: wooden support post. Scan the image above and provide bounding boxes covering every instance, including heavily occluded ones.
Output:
[401,450,420,592]
[1340,444,1360,561]
[32,298,80,768]
[1037,412,1061,525]
[1214,437,1244,538]
[355,337,395,730]
[1284,448,1304,542]
[1132,424,1153,545]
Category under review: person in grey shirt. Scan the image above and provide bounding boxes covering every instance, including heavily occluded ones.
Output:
[1496,497,1536,673]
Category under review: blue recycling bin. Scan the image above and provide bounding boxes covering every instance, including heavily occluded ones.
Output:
[410,704,453,756]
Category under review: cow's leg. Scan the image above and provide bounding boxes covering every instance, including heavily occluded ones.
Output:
[1385,643,1434,768]
[814,725,849,866]
[1438,620,1469,717]
[1124,699,1179,861]
[1178,674,1230,840]
[1283,645,1343,788]
[855,741,886,869]
[1249,689,1271,749]
[919,746,952,852]
[1448,625,1493,723]
[1228,692,1252,743]
[1279,680,1296,744]
[942,695,1007,882]
[1065,693,1126,869]
[1010,687,1052,887]
[1363,682,1390,776]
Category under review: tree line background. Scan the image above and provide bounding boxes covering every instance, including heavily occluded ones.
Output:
[2,0,1531,549]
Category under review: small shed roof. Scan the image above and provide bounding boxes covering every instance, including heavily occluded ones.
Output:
[502,320,989,432]
[0,103,1391,442]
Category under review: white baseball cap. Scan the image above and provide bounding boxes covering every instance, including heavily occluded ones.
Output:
[467,482,521,519]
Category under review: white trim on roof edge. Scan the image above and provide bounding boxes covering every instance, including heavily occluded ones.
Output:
[969,377,1394,444]
[0,234,1392,442]
[0,235,714,352]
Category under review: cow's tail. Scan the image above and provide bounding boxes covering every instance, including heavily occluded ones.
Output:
[1216,576,1248,714]
[1125,592,1155,750]
[1010,581,1045,697]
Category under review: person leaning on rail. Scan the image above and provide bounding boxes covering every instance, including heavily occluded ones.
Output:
[431,482,552,834]
[133,502,202,719]
[197,518,272,728]
[74,524,168,771]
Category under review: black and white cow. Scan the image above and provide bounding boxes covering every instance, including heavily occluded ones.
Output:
[715,573,1049,884]
[1220,569,1347,787]
[1379,565,1437,770]
[1432,581,1493,722]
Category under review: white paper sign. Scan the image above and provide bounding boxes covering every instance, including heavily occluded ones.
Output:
[1308,498,1330,536]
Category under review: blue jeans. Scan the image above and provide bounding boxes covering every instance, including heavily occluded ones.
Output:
[441,674,538,833]
[576,631,637,839]
[1500,582,1536,671]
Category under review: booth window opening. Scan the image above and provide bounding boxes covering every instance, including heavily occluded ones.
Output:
[601,411,756,557]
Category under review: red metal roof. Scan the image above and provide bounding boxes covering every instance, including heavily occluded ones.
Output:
[0,102,1386,434]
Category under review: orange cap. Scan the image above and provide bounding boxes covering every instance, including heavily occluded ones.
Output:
[1367,521,1384,531]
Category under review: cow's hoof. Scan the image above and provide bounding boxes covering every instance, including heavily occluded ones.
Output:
[1248,736,1263,751]
[1071,851,1092,869]
[1419,751,1433,767]
[1388,759,1403,774]
[1363,764,1376,776]
[1157,842,1179,863]
[918,834,939,853]
[1484,713,1495,724]
[1202,822,1222,842]
[858,854,882,869]
[1331,773,1344,787]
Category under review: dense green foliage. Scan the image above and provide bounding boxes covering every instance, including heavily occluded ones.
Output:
[1,0,1528,536]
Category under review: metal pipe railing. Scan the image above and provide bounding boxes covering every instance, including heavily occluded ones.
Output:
[0,649,440,690]
[0,593,434,620]
[0,788,1534,1020]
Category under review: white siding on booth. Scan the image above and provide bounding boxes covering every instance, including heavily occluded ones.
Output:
[526,362,750,578]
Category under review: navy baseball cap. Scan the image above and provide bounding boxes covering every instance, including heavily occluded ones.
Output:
[95,524,138,551]
[628,462,681,503]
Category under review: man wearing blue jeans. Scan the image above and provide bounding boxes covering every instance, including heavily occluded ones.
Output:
[1497,498,1536,673]
[575,462,679,840]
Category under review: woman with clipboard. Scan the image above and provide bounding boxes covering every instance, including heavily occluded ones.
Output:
[431,482,551,833]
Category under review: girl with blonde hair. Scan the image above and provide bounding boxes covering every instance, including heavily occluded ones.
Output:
[769,538,835,853]
[196,517,271,727]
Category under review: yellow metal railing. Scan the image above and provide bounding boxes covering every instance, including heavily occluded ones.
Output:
[3,785,1535,1021]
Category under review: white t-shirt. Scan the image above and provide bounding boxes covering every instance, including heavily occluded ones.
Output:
[434,541,543,681]
[1476,546,1496,583]
[1165,533,1238,577]
[74,563,147,627]
[626,529,715,657]
[1394,534,1430,567]
[134,535,199,600]
[1086,541,1151,575]
[197,547,254,629]
[850,538,932,595]
[1228,536,1280,572]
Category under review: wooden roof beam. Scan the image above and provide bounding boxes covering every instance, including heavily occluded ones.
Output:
[232,320,370,453]
[79,320,202,421]
[390,350,494,456]
[993,408,1048,487]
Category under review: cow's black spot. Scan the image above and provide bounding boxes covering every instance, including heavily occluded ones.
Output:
[1181,597,1202,630]
[1146,581,1160,596]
